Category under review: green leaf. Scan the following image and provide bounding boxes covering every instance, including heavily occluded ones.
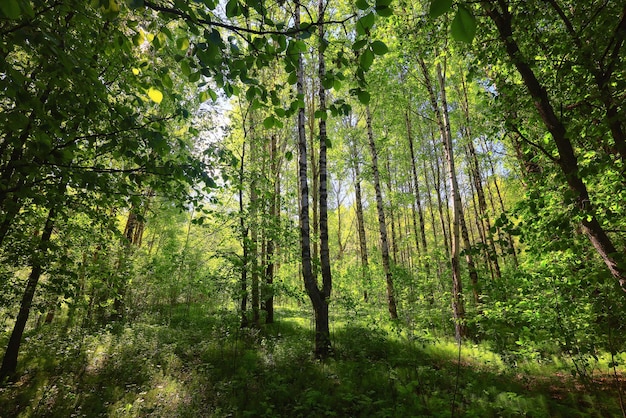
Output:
[429,0,452,18]
[356,0,369,10]
[314,109,327,120]
[225,0,240,17]
[357,90,370,104]
[0,0,21,19]
[371,40,388,55]
[161,73,173,89]
[356,12,376,35]
[148,88,163,104]
[322,75,334,90]
[360,49,374,70]
[375,6,393,17]
[189,71,201,82]
[451,5,476,43]
[263,116,275,129]
[128,0,144,9]
[376,0,392,6]
[285,151,293,161]
[180,60,191,77]
[352,39,368,51]
[176,37,190,51]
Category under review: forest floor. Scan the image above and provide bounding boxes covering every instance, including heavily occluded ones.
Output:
[0,303,624,417]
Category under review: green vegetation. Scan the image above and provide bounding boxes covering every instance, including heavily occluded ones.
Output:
[1,0,626,416]
[1,304,623,417]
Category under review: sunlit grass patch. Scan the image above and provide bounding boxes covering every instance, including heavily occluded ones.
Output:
[1,303,625,417]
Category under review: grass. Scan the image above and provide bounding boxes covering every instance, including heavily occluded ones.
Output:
[0,302,624,417]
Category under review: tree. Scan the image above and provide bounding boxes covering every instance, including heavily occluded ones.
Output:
[477,0,626,293]
[366,106,399,320]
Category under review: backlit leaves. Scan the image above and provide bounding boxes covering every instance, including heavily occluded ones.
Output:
[148,87,164,104]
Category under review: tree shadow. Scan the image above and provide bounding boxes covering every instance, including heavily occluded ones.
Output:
[0,306,623,417]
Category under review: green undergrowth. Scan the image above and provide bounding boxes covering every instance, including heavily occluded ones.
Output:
[0,303,624,417]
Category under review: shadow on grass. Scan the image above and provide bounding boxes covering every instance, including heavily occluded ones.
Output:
[0,304,623,417]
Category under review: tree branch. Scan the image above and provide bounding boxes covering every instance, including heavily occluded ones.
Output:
[143,1,355,38]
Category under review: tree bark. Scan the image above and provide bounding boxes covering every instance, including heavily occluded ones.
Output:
[263,134,279,324]
[317,0,332,353]
[295,0,331,357]
[419,57,467,338]
[405,110,428,254]
[366,106,399,320]
[351,135,370,302]
[239,136,249,328]
[457,75,501,279]
[0,207,55,381]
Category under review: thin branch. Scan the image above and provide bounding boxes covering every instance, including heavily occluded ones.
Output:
[510,125,560,164]
[143,1,354,38]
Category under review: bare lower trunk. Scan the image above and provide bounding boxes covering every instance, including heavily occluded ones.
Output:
[1,208,55,381]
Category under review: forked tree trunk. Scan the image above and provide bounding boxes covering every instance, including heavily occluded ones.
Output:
[295,0,331,357]
[317,0,332,355]
[366,106,399,320]
[457,76,501,279]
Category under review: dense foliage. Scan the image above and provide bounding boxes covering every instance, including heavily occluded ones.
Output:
[1,0,625,416]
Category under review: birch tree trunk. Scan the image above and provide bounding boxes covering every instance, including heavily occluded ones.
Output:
[316,0,332,354]
[295,0,331,357]
[366,105,398,319]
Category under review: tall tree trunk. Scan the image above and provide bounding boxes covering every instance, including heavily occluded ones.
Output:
[457,76,501,279]
[295,0,331,357]
[405,110,429,253]
[351,136,370,302]
[385,155,399,264]
[429,132,451,259]
[366,106,399,320]
[250,177,260,327]
[484,1,626,291]
[317,0,332,354]
[419,57,467,338]
[239,137,249,328]
[437,62,473,334]
[0,207,55,381]
[308,79,320,280]
[263,134,279,324]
